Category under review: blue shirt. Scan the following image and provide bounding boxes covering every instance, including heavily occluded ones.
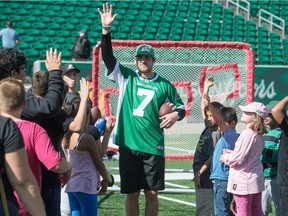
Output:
[210,126,239,181]
[0,27,20,48]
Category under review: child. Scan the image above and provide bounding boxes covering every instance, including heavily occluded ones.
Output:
[204,93,239,216]
[271,97,288,216]
[261,101,281,216]
[193,77,223,215]
[63,96,113,215]
[220,102,268,216]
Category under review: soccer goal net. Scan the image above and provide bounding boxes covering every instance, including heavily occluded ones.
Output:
[92,40,254,160]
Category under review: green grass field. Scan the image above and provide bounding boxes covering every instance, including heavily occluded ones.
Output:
[99,160,276,216]
[99,160,195,216]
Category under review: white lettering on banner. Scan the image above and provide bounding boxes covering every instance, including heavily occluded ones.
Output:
[254,79,276,99]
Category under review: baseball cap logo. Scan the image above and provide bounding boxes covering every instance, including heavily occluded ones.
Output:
[141,46,150,51]
[67,64,75,70]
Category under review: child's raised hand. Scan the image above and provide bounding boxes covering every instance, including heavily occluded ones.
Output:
[78,78,89,101]
[45,48,62,71]
[204,76,214,94]
[105,117,115,133]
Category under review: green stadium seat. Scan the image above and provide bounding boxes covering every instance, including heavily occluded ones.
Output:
[182,35,194,40]
[37,36,52,44]
[33,22,47,30]
[137,15,150,22]
[132,26,144,33]
[77,25,89,31]
[57,11,71,18]
[48,23,62,30]
[162,16,174,23]
[221,36,232,41]
[171,28,183,35]
[62,23,75,31]
[14,8,27,15]
[145,27,157,34]
[142,4,154,10]
[66,16,80,24]
[53,37,67,44]
[124,14,137,21]
[76,7,89,13]
[31,43,46,51]
[150,16,162,22]
[134,21,146,28]
[57,30,71,37]
[42,29,57,37]
[91,25,103,32]
[26,29,42,36]
[183,28,196,36]
[61,50,71,60]
[117,2,129,9]
[8,15,22,22]
[156,34,169,40]
[17,42,30,50]
[159,28,170,35]
[115,33,128,39]
[46,43,62,50]
[146,22,159,28]
[24,49,40,59]
[2,8,14,15]
[121,20,134,27]
[38,17,52,23]
[207,35,220,41]
[272,57,283,65]
[66,37,76,44]
[154,4,165,11]
[24,16,37,22]
[16,22,32,29]
[209,29,221,37]
[177,5,189,12]
[71,12,83,18]
[142,34,155,40]
[54,17,67,24]
[195,35,207,41]
[119,26,131,33]
[129,33,142,40]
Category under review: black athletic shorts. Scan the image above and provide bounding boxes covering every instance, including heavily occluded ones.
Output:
[119,146,165,194]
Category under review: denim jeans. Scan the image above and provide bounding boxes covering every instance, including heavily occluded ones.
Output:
[213,179,234,216]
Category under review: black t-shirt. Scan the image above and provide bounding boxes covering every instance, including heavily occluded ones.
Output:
[0,116,24,206]
[277,117,288,186]
[37,110,73,189]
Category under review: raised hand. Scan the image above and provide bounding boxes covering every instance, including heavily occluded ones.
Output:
[98,3,117,27]
[78,78,89,102]
[204,76,214,94]
[105,116,115,133]
[45,48,62,72]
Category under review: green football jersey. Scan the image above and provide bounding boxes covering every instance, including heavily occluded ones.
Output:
[107,62,185,156]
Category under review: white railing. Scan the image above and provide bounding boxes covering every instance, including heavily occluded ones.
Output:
[226,0,250,20]
[258,9,285,38]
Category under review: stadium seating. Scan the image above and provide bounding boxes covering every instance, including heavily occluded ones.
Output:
[0,0,286,74]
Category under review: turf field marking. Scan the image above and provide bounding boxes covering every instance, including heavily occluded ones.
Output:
[158,195,196,207]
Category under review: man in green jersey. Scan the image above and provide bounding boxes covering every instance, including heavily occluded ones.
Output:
[99,3,186,216]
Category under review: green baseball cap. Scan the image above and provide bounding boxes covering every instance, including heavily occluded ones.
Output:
[135,44,155,58]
